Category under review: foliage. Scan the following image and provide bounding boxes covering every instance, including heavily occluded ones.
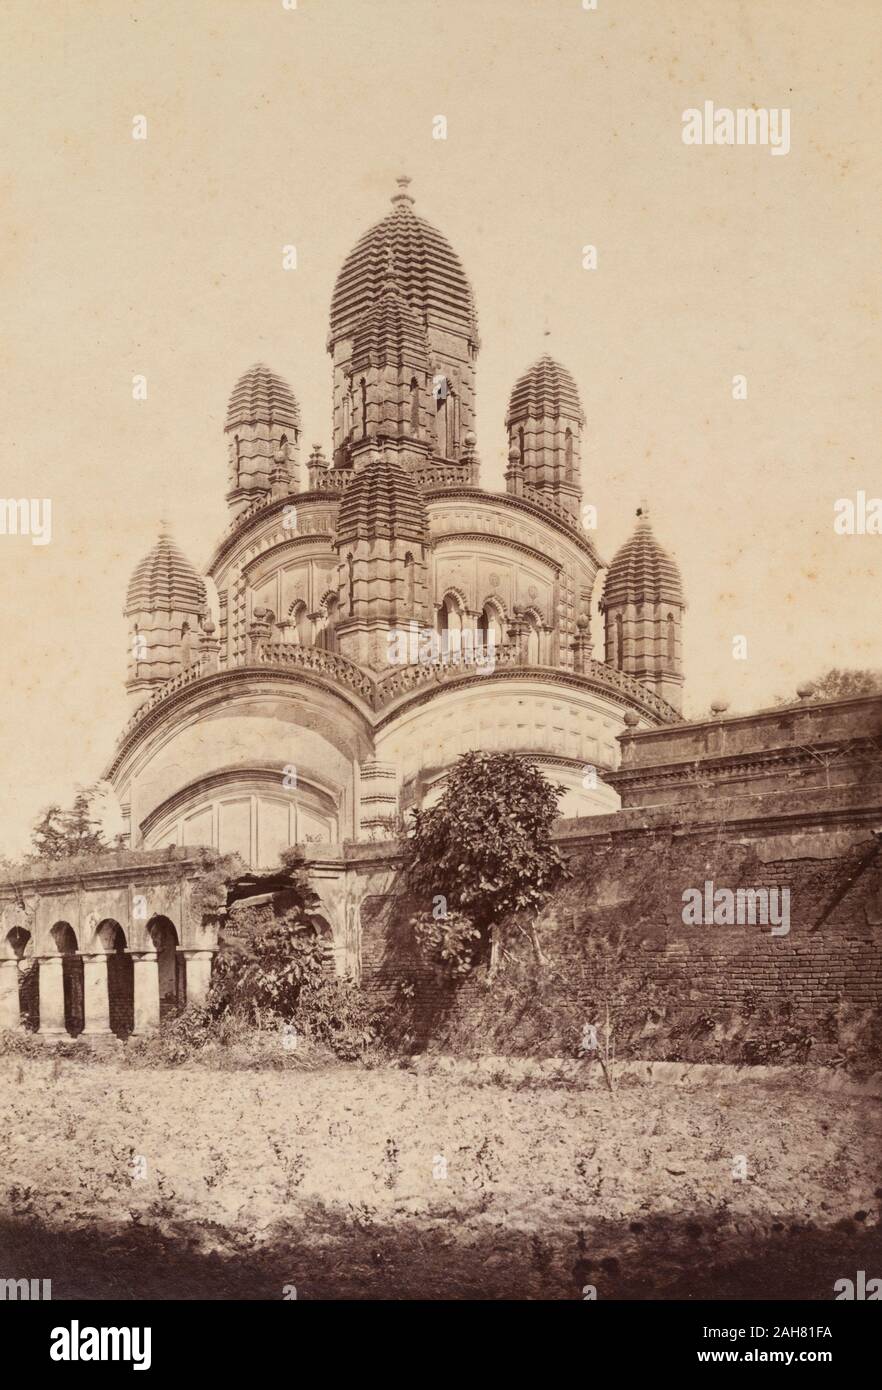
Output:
[777,668,882,704]
[187,851,247,922]
[412,910,482,978]
[404,752,567,972]
[27,787,117,862]
[211,911,326,1019]
[809,668,882,699]
[204,851,384,1060]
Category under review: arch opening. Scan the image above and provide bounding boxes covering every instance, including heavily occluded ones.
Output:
[148,916,182,1020]
[52,921,84,1036]
[96,919,133,1038]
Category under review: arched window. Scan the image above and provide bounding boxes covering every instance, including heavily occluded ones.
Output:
[565,428,573,478]
[289,601,309,646]
[436,594,462,659]
[409,378,420,436]
[347,553,355,613]
[666,613,676,663]
[317,595,339,652]
[342,386,352,440]
[360,378,368,439]
[526,618,541,666]
[616,613,624,669]
[477,602,503,650]
[180,621,193,668]
[518,426,525,468]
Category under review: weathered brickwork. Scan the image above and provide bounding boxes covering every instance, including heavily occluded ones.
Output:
[350,696,882,1057]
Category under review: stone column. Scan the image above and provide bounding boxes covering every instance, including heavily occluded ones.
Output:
[507,611,530,666]
[37,955,68,1039]
[129,950,160,1034]
[572,618,593,674]
[198,617,221,674]
[357,760,400,839]
[0,958,22,1031]
[178,948,214,1007]
[462,610,481,664]
[81,953,112,1037]
[247,607,274,663]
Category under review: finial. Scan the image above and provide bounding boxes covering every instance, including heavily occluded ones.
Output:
[158,513,171,538]
[392,174,414,207]
[636,498,650,525]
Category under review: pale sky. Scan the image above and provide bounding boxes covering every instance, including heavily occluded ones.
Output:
[1,0,880,856]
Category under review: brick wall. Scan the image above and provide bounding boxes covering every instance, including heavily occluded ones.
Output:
[355,798,882,1061]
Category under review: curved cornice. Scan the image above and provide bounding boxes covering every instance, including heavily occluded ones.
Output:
[140,763,340,840]
[103,667,375,782]
[432,531,563,574]
[104,658,678,784]
[372,664,678,732]
[240,533,335,581]
[425,488,605,568]
[206,492,339,578]
[206,482,605,581]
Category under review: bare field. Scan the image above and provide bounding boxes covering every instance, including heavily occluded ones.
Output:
[1,1057,880,1300]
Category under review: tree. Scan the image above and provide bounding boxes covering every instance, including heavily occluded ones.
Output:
[774,668,882,706]
[810,668,882,700]
[28,788,114,862]
[405,751,568,973]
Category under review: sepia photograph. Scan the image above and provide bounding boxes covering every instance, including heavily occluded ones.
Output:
[0,0,880,1363]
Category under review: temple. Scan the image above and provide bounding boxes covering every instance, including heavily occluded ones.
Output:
[0,177,698,1040]
[108,177,686,863]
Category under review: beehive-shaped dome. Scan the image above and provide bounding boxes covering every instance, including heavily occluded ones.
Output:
[225,363,301,433]
[126,530,207,616]
[506,354,584,425]
[336,454,430,545]
[603,509,683,608]
[330,179,478,347]
[351,277,431,373]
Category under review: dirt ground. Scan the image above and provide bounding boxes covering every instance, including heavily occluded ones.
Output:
[1,1056,880,1300]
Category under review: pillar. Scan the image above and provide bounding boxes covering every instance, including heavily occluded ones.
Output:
[81,953,112,1036]
[572,619,593,674]
[507,612,530,666]
[358,760,400,838]
[37,955,68,1038]
[0,958,22,1031]
[179,948,214,1007]
[129,950,160,1034]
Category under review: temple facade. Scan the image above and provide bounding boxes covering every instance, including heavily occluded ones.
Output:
[106,177,686,870]
[0,177,693,1041]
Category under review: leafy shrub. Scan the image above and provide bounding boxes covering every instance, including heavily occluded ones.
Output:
[405,751,567,975]
[412,910,482,978]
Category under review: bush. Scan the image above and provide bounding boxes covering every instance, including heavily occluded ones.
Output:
[208,902,385,1062]
[405,751,567,975]
[412,910,482,978]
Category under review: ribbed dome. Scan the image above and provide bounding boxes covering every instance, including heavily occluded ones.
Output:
[330,178,478,347]
[351,278,430,372]
[226,363,301,432]
[126,530,207,615]
[603,509,683,607]
[506,354,584,424]
[336,454,429,544]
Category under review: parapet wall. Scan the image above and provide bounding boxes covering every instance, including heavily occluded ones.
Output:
[351,696,882,1060]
